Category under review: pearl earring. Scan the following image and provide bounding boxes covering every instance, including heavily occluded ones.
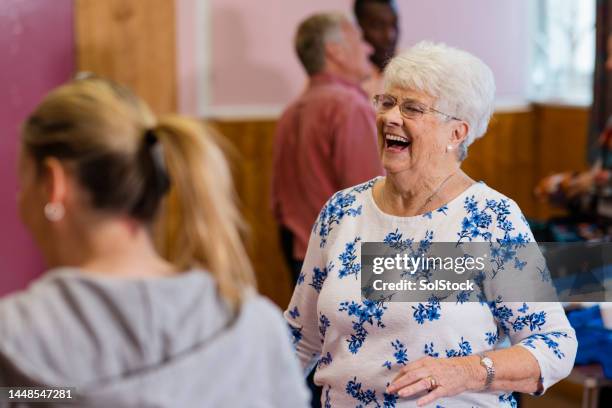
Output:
[446,144,454,153]
[44,202,65,222]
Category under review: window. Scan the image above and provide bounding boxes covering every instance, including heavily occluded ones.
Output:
[530,0,596,104]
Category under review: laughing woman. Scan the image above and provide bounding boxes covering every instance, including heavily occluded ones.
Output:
[285,42,577,407]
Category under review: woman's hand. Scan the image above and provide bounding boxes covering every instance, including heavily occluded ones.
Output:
[386,355,485,407]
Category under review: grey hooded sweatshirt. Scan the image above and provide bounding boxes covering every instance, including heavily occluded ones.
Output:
[0,269,310,407]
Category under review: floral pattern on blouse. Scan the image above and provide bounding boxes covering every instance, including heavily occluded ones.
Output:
[285,178,577,407]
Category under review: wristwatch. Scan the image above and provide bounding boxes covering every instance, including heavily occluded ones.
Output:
[479,354,495,389]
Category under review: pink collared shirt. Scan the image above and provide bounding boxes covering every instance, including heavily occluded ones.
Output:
[272,74,384,260]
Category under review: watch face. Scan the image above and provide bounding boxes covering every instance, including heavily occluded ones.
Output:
[482,357,493,368]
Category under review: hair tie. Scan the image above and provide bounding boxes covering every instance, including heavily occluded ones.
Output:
[142,128,170,193]
[144,128,158,146]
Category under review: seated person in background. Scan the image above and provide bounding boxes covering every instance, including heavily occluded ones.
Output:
[272,12,384,283]
[0,76,309,407]
[354,0,400,97]
[535,36,612,241]
[534,129,611,225]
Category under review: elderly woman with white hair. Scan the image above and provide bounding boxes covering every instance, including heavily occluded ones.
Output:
[285,42,577,407]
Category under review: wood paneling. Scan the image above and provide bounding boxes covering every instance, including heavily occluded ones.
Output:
[211,106,590,307]
[75,0,176,114]
[463,110,537,217]
[463,105,589,220]
[532,104,590,220]
[210,120,294,308]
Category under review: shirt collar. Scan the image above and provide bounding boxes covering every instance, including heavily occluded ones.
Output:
[309,73,368,98]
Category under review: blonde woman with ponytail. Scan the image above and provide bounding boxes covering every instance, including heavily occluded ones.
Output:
[0,76,309,407]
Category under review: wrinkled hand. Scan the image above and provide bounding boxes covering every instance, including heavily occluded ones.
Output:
[386,356,484,407]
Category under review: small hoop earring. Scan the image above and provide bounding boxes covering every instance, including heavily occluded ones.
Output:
[446,144,454,153]
[44,202,65,222]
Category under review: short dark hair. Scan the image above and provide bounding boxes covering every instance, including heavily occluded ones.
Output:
[354,0,398,21]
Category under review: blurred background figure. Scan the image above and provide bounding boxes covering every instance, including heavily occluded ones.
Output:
[272,12,383,284]
[0,76,309,408]
[354,0,400,97]
[534,32,612,242]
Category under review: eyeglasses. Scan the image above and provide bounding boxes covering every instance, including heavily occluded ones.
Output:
[372,94,462,121]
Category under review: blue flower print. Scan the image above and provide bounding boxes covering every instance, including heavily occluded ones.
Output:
[383,228,414,252]
[310,262,334,293]
[288,306,300,319]
[383,229,434,281]
[445,336,473,357]
[319,352,333,367]
[412,296,441,324]
[383,339,409,370]
[339,300,387,354]
[485,330,499,346]
[353,178,377,193]
[424,342,439,357]
[297,271,305,285]
[514,257,527,271]
[457,196,532,249]
[345,377,397,408]
[423,206,448,218]
[319,313,331,342]
[499,393,518,407]
[489,299,549,336]
[324,385,332,408]
[338,237,361,279]
[345,377,377,406]
[289,324,302,345]
[456,290,470,304]
[392,339,408,365]
[522,332,570,359]
[315,181,374,247]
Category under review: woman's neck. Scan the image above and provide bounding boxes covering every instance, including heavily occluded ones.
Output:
[378,169,474,217]
[47,217,177,278]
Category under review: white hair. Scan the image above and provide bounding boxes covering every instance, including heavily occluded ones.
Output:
[384,41,496,160]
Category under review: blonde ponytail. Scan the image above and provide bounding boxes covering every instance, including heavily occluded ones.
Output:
[153,116,256,310]
[23,76,255,310]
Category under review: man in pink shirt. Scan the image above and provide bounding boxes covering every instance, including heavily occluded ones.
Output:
[272,12,384,284]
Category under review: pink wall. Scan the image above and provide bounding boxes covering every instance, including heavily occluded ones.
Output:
[203,0,530,111]
[177,0,199,115]
[0,0,74,296]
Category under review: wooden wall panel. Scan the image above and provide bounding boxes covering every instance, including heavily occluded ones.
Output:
[75,0,176,114]
[463,110,537,217]
[448,106,589,220]
[210,120,294,308]
[532,105,590,220]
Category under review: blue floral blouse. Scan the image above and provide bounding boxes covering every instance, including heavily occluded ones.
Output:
[284,177,577,408]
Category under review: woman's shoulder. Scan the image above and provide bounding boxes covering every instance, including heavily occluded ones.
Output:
[469,182,528,218]
[460,182,534,239]
[311,177,379,246]
[315,178,378,224]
